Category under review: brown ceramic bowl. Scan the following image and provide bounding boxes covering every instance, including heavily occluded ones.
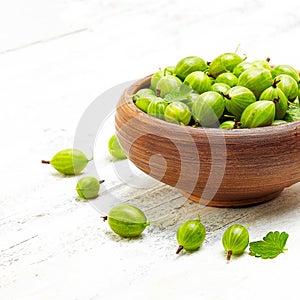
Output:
[115,74,300,207]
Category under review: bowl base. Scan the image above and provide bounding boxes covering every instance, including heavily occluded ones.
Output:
[179,189,284,207]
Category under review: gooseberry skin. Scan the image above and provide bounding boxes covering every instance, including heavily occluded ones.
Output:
[224,86,256,118]
[164,102,192,125]
[184,71,212,94]
[233,61,252,77]
[155,75,182,97]
[219,120,240,130]
[147,98,169,120]
[105,204,150,238]
[164,65,175,75]
[208,52,243,78]
[150,69,164,91]
[271,64,300,83]
[211,83,231,95]
[176,218,206,254]
[178,92,201,112]
[76,176,100,199]
[42,148,89,175]
[132,88,155,101]
[108,134,127,160]
[192,91,225,127]
[222,224,249,261]
[134,95,156,113]
[238,67,273,99]
[240,100,275,128]
[215,72,238,87]
[275,74,299,101]
[174,56,207,81]
[272,119,287,126]
[259,83,288,120]
[251,59,271,70]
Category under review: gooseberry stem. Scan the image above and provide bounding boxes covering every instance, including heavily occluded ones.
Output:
[234,121,242,129]
[101,216,108,222]
[207,72,216,79]
[227,250,232,261]
[273,96,280,104]
[272,78,281,88]
[222,93,231,100]
[99,180,105,184]
[156,89,161,97]
[176,245,184,254]
[41,160,50,164]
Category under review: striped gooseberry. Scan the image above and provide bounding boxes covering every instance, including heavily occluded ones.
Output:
[42,148,90,175]
[222,224,249,261]
[76,176,104,200]
[174,55,207,81]
[176,216,206,254]
[102,204,150,238]
[164,102,191,125]
[108,134,127,160]
[155,75,182,98]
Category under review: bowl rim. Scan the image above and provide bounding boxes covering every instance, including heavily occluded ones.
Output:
[121,74,300,137]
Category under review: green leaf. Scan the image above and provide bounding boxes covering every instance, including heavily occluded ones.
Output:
[249,231,289,259]
[164,83,193,102]
[284,100,300,122]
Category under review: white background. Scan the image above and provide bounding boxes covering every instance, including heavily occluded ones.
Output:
[1,1,300,299]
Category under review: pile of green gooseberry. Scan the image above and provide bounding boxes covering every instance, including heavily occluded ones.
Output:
[132,52,300,128]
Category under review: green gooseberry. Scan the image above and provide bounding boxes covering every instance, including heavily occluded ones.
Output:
[215,72,238,87]
[132,88,155,102]
[259,78,288,120]
[232,61,252,77]
[275,74,299,101]
[108,134,127,160]
[164,102,191,125]
[240,100,275,128]
[150,69,164,91]
[134,95,156,113]
[102,204,150,238]
[271,64,300,83]
[251,58,271,70]
[176,216,206,254]
[42,148,90,175]
[184,71,212,94]
[222,224,249,261]
[237,67,273,98]
[219,120,241,129]
[147,98,169,120]
[180,92,200,111]
[156,75,182,97]
[164,65,175,75]
[272,120,287,126]
[223,86,256,118]
[174,55,207,80]
[192,91,225,127]
[208,52,244,78]
[76,176,104,200]
[211,83,231,95]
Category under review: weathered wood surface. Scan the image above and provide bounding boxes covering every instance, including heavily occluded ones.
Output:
[1,1,300,299]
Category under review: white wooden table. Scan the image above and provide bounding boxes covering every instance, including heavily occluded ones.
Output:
[1,1,300,299]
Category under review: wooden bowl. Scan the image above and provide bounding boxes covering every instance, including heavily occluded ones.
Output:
[115,74,300,207]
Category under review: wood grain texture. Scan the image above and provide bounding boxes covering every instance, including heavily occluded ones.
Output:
[115,75,300,207]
